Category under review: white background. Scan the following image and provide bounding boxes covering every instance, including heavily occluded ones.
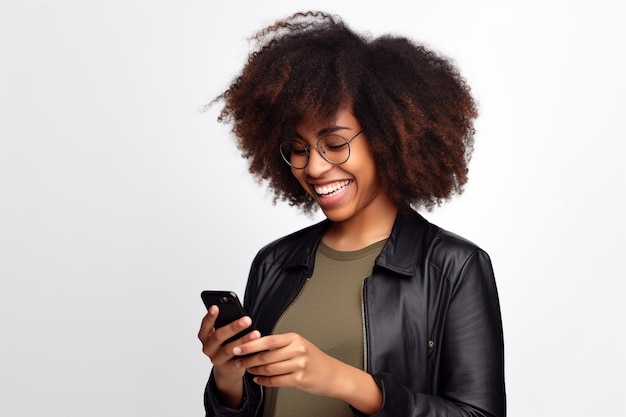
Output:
[1,1,625,416]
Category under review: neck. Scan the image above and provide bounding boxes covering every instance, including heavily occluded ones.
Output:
[322,193,398,251]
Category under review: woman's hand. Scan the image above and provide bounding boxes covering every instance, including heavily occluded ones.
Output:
[197,305,260,407]
[232,333,383,415]
[233,332,339,395]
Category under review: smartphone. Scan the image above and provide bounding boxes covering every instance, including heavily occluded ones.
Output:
[201,290,254,345]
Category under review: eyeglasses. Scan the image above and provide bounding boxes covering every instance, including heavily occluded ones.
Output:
[279,129,365,169]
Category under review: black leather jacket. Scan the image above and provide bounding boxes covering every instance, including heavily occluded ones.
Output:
[204,210,506,416]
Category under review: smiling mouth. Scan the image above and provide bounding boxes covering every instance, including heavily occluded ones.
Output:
[314,180,351,197]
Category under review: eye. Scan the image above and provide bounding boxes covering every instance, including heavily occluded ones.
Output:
[290,141,308,156]
[321,135,349,151]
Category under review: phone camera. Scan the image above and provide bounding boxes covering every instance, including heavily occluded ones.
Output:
[220,296,232,304]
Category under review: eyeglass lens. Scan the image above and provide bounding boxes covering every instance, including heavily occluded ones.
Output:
[280,135,351,168]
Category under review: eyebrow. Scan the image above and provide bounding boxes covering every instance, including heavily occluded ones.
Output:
[295,125,351,140]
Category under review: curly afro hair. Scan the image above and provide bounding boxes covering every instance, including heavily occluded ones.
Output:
[213,11,478,213]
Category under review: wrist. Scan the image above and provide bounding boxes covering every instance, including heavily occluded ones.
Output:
[213,368,245,409]
[331,362,383,415]
[214,365,245,383]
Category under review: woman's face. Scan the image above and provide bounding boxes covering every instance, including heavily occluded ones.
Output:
[291,108,390,223]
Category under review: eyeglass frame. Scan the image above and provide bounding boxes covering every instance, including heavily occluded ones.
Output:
[279,128,365,169]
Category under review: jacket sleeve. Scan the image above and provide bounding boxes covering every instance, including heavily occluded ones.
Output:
[362,249,506,417]
[203,255,267,417]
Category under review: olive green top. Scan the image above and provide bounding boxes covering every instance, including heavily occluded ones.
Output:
[262,239,386,417]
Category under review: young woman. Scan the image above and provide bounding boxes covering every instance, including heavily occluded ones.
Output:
[198,11,506,417]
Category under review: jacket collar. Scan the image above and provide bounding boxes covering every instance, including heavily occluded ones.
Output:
[375,209,434,276]
[284,209,434,277]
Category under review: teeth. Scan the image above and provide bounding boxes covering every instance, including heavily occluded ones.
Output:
[314,180,350,196]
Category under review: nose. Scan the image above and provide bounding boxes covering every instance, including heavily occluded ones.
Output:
[304,146,333,177]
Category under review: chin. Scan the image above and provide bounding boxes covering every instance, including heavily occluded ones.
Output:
[319,206,353,223]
